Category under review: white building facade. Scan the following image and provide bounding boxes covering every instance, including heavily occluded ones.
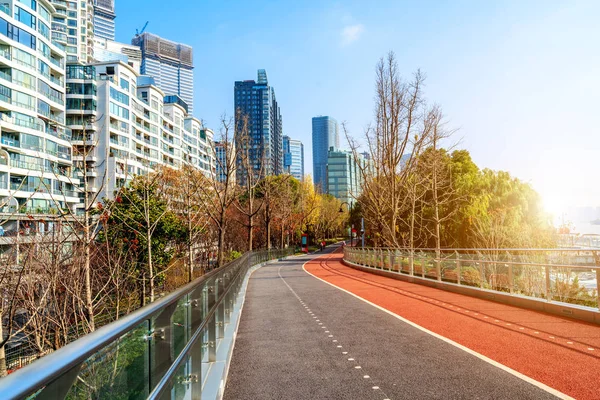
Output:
[0,0,80,219]
[66,61,213,206]
[50,0,95,64]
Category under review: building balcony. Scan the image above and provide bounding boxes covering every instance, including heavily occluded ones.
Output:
[71,135,96,146]
[73,154,98,163]
[46,125,72,142]
[0,113,45,132]
[52,0,67,9]
[76,168,98,178]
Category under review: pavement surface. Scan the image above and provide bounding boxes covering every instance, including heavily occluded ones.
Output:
[306,250,600,400]
[224,247,563,400]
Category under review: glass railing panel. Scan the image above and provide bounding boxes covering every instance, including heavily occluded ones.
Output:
[172,294,191,360]
[551,266,598,308]
[33,320,152,400]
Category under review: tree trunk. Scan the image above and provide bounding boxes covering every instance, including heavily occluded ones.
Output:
[266,204,272,250]
[188,211,194,282]
[0,316,7,377]
[432,136,442,268]
[217,214,227,268]
[147,230,154,302]
[83,214,95,331]
[248,214,253,252]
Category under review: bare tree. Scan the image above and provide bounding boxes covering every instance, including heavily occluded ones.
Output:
[234,113,264,251]
[346,52,436,248]
[420,111,460,264]
[159,165,210,282]
[111,170,173,304]
[199,115,240,268]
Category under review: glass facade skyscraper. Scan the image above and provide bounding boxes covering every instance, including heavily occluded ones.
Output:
[327,148,366,207]
[93,0,116,41]
[234,69,283,181]
[132,32,194,115]
[283,136,304,181]
[312,116,339,192]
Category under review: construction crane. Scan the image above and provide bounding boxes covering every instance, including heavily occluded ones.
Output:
[136,21,149,36]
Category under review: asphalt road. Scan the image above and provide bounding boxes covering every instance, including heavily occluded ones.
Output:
[223,249,559,400]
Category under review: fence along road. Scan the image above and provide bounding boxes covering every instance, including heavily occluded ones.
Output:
[224,247,562,400]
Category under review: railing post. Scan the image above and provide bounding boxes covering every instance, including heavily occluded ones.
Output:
[456,251,461,286]
[545,265,551,302]
[208,311,217,362]
[478,262,484,289]
[508,263,514,294]
[421,256,425,278]
[596,269,600,311]
[151,302,177,389]
[191,336,203,397]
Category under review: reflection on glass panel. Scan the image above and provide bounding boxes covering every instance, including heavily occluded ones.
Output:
[63,321,150,400]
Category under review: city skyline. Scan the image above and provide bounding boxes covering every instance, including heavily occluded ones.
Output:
[113,0,600,213]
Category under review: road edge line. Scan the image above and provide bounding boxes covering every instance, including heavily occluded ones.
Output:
[301,256,573,400]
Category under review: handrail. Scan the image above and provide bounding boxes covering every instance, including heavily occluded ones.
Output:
[348,247,600,252]
[343,247,600,311]
[148,254,247,399]
[0,249,292,399]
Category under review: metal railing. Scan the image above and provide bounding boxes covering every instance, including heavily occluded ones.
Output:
[559,234,600,249]
[0,249,293,400]
[344,247,600,310]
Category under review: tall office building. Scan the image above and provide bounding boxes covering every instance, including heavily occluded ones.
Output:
[131,32,194,115]
[93,0,116,41]
[234,69,283,181]
[312,116,339,192]
[326,147,366,207]
[51,0,95,63]
[283,136,304,181]
[0,0,80,220]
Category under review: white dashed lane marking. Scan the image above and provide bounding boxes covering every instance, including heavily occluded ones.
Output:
[277,263,392,400]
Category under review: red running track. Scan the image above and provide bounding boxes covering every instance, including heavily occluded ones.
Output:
[305,252,600,400]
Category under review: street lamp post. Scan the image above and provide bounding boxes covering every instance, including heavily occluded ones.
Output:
[338,201,353,246]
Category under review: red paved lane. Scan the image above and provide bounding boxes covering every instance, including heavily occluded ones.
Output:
[305,252,600,400]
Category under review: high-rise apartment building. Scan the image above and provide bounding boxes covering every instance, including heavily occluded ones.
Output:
[66,61,214,206]
[51,0,95,63]
[93,0,116,41]
[0,0,80,221]
[326,147,366,207]
[312,116,339,192]
[283,136,303,181]
[234,69,283,181]
[131,32,194,115]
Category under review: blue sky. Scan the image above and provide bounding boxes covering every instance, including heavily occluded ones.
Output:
[115,0,600,213]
